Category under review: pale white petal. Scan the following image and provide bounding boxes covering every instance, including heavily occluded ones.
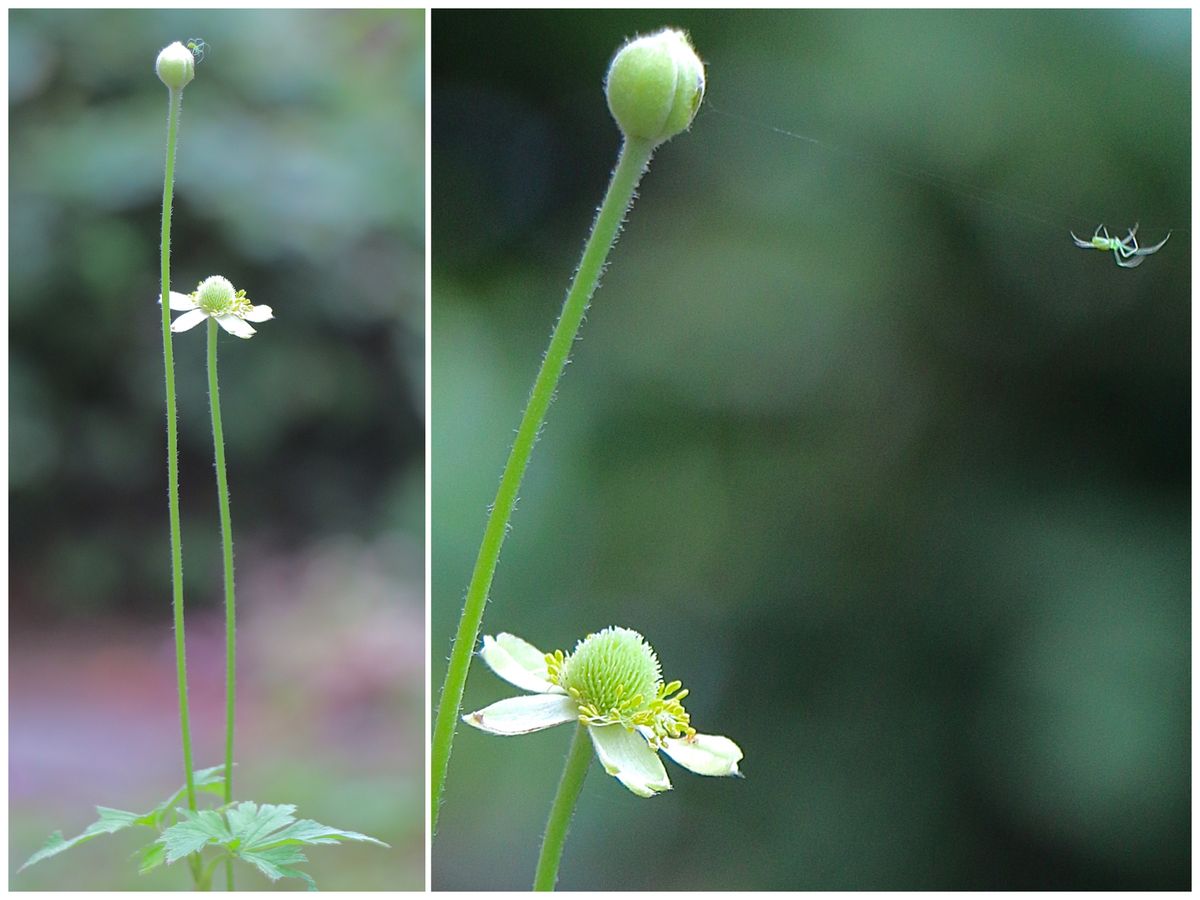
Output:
[588,724,671,797]
[216,314,255,339]
[242,304,274,323]
[461,694,577,735]
[159,292,198,310]
[480,633,562,694]
[170,309,209,333]
[659,732,743,777]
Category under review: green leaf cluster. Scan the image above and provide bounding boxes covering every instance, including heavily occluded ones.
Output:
[22,766,387,891]
[19,764,227,872]
[155,800,389,891]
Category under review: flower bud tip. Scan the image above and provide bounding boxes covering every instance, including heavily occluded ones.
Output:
[156,41,195,90]
[605,28,705,146]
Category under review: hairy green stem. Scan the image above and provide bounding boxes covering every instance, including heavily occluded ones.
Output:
[198,851,227,891]
[430,136,656,831]
[160,83,200,889]
[162,85,195,812]
[533,724,592,891]
[206,320,237,892]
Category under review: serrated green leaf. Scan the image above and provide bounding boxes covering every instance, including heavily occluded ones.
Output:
[96,807,142,827]
[148,764,229,828]
[19,807,141,871]
[238,844,314,887]
[18,768,229,873]
[158,808,232,862]
[154,796,387,890]
[277,866,319,892]
[196,778,228,799]
[222,800,388,853]
[18,765,229,874]
[136,840,167,875]
[225,801,299,847]
[193,764,229,792]
[258,817,391,850]
[232,803,389,891]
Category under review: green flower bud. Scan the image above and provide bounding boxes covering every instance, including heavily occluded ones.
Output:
[605,28,705,145]
[156,41,195,91]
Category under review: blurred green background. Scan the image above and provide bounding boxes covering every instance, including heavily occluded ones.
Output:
[432,9,1189,891]
[10,8,423,890]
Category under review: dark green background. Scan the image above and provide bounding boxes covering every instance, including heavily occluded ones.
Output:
[432,9,1189,891]
[10,8,423,890]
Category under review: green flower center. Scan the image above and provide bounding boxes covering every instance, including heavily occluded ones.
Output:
[561,626,660,713]
[196,276,236,314]
[547,626,695,747]
[195,276,253,318]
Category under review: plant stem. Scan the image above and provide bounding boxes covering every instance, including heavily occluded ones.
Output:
[206,319,237,892]
[533,724,593,891]
[198,853,227,891]
[160,83,200,889]
[161,83,197,815]
[430,136,656,832]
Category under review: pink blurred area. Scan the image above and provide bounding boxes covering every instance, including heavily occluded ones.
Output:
[10,534,423,889]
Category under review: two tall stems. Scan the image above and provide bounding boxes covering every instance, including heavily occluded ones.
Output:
[161,81,239,893]
[429,136,655,839]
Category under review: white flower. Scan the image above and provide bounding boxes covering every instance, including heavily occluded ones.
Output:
[161,275,273,339]
[463,627,743,798]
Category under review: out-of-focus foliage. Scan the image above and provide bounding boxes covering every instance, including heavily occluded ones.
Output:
[10,8,423,890]
[432,9,1188,891]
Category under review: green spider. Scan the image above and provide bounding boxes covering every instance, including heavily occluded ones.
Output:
[1071,223,1170,268]
[185,38,208,63]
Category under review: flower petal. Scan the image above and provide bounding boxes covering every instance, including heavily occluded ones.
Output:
[242,304,274,323]
[462,694,577,735]
[216,314,255,339]
[159,292,198,310]
[479,633,562,694]
[659,732,743,777]
[588,724,671,797]
[170,309,209,333]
